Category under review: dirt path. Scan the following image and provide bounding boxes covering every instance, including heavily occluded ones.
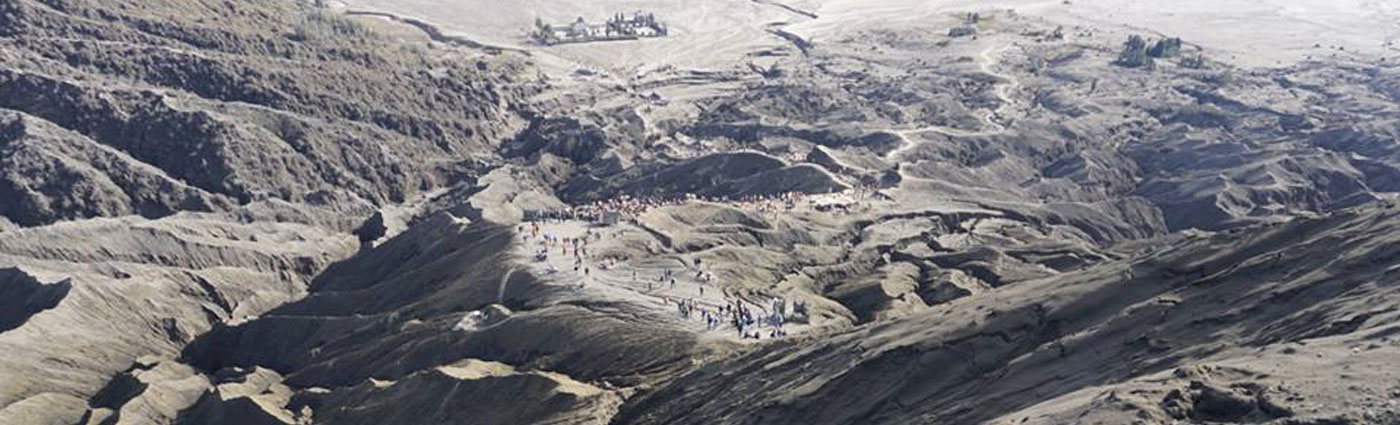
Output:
[750,0,819,20]
[885,40,1022,159]
[751,0,820,55]
[343,9,528,55]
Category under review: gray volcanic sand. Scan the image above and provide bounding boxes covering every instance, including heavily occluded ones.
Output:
[2,0,1400,424]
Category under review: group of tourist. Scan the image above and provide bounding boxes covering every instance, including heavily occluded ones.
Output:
[672,296,794,340]
[519,192,866,341]
[533,191,831,225]
[524,223,611,287]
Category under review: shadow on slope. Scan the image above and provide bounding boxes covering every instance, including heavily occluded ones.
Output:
[0,267,69,333]
[183,212,718,395]
[615,202,1400,424]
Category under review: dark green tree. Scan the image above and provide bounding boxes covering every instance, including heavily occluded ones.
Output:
[1148,37,1182,58]
[1116,35,1153,68]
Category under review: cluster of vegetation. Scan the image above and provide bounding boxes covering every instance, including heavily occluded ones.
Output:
[1116,36,1193,69]
[949,11,981,37]
[290,10,373,43]
[1116,35,1154,69]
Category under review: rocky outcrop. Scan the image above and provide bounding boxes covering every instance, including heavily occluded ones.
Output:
[78,358,212,425]
[503,116,612,165]
[174,367,303,425]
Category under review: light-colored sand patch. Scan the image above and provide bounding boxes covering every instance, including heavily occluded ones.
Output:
[436,359,518,380]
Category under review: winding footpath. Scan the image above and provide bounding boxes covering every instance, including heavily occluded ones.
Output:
[342,9,529,55]
[885,40,1022,160]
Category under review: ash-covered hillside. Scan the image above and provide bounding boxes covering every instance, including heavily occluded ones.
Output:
[0,0,538,228]
[2,0,1399,424]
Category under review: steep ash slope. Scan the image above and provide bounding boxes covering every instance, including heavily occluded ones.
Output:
[0,0,539,423]
[180,213,731,424]
[0,215,354,425]
[0,0,538,227]
[0,109,234,225]
[616,201,1400,425]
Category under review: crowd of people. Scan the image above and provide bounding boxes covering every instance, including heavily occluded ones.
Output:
[515,190,885,341]
[524,222,619,287]
[670,295,796,339]
[520,218,808,340]
[645,257,800,340]
[528,186,886,228]
[529,191,842,226]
